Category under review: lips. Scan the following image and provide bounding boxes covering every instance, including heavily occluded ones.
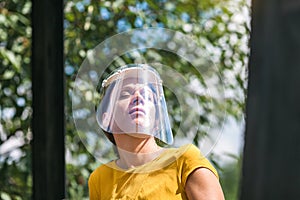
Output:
[129,107,146,115]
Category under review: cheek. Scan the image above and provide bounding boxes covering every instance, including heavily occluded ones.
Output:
[114,101,132,125]
[149,105,156,120]
[115,100,129,113]
[113,102,129,128]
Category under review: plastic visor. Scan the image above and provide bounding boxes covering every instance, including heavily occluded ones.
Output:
[96,65,173,145]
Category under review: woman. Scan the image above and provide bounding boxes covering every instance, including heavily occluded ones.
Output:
[89,64,224,200]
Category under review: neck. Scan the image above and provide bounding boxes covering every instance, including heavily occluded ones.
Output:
[113,134,163,169]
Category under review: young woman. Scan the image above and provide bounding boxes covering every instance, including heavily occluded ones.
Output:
[89,64,224,200]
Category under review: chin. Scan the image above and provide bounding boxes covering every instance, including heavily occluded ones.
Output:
[126,132,153,139]
[132,119,152,127]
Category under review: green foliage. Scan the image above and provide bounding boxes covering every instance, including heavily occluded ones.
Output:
[221,155,243,200]
[0,0,32,199]
[0,0,249,199]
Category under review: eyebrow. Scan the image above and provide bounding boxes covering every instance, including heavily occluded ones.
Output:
[120,86,134,92]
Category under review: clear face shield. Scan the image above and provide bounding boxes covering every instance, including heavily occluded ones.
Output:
[96,64,173,145]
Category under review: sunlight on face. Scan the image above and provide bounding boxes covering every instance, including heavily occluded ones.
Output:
[110,78,157,134]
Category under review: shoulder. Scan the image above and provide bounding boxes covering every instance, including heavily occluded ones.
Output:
[176,144,206,163]
[181,144,202,155]
[89,161,114,183]
[88,161,117,199]
[88,164,109,200]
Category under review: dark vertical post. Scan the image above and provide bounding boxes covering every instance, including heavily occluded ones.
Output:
[240,0,300,199]
[32,0,65,199]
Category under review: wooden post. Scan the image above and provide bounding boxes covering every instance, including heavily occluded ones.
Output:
[240,0,300,199]
[32,0,65,199]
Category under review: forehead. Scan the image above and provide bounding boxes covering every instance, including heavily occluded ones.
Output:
[122,77,154,84]
[119,77,154,89]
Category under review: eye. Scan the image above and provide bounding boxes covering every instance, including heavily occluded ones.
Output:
[119,90,131,99]
[143,89,155,102]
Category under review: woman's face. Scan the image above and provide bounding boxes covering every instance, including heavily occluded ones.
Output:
[108,78,157,135]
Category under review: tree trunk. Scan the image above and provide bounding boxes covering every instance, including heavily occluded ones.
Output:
[240,0,300,199]
[32,0,65,199]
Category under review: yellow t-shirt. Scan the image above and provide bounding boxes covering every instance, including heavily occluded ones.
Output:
[88,144,218,200]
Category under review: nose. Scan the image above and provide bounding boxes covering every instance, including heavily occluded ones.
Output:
[130,90,144,105]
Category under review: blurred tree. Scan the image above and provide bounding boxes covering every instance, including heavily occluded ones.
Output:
[0,0,32,199]
[65,1,249,198]
[219,153,242,200]
[0,0,249,199]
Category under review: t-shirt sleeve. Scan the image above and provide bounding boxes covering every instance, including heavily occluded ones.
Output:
[88,171,100,200]
[179,144,219,188]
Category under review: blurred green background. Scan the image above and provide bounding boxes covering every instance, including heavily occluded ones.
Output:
[0,0,249,199]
